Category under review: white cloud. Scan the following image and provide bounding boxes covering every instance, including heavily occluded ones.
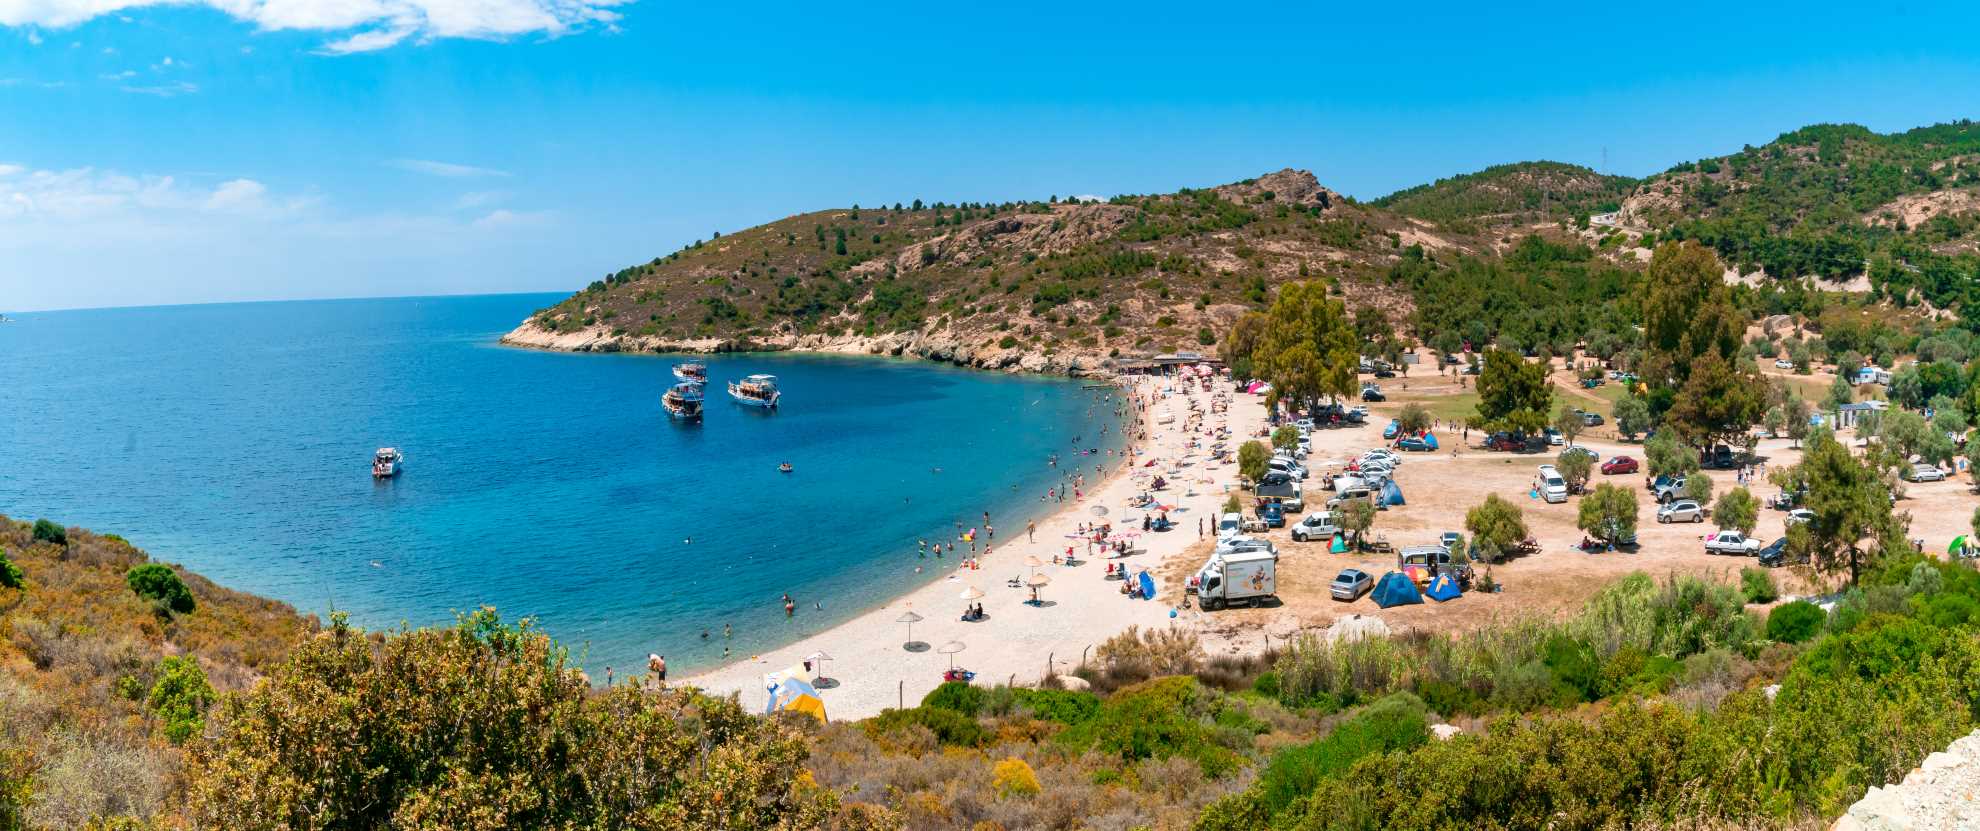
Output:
[100,69,135,79]
[203,178,267,211]
[389,158,508,178]
[472,208,551,228]
[24,28,38,43]
[121,80,197,96]
[0,0,633,53]
[452,189,507,209]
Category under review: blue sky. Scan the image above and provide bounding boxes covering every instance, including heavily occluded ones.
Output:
[2,0,1979,312]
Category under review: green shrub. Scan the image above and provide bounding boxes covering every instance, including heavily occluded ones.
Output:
[1252,693,1429,822]
[148,655,215,744]
[125,563,195,614]
[1249,671,1281,700]
[865,706,988,747]
[1767,601,1825,644]
[999,335,1020,349]
[1541,634,1601,703]
[1741,567,1779,604]
[1012,688,1100,724]
[920,681,985,716]
[0,548,21,590]
[1057,676,1243,777]
[31,519,65,546]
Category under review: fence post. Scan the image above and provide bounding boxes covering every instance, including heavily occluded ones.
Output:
[1080,644,1091,669]
[1046,651,1053,680]
[897,680,903,710]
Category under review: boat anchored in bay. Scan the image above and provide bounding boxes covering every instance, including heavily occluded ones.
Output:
[662,381,705,421]
[728,374,781,409]
[672,362,707,385]
[372,447,404,478]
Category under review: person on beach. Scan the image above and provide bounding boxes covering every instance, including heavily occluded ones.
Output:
[649,654,667,681]
[723,623,731,640]
[1027,520,1036,542]
[785,598,796,618]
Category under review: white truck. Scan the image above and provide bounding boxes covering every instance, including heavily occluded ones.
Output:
[1194,548,1278,611]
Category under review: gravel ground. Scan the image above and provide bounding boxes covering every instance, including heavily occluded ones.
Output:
[1836,729,1980,830]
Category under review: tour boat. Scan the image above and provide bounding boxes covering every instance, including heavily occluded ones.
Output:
[778,462,794,473]
[672,362,708,385]
[662,382,704,421]
[372,447,404,479]
[728,374,781,409]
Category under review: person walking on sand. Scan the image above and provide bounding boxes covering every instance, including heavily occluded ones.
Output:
[1027,520,1036,542]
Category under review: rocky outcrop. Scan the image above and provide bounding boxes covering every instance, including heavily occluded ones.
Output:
[1215,168,1340,211]
[889,203,1138,274]
[499,321,1114,377]
[1833,730,1980,830]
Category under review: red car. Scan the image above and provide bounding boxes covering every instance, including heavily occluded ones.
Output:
[1600,455,1639,475]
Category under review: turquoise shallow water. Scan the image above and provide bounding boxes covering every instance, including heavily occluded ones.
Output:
[0,294,1123,674]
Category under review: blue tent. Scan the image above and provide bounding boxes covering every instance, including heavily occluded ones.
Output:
[1422,432,1439,450]
[1371,571,1423,607]
[1137,570,1156,600]
[1382,420,1400,439]
[1378,480,1406,507]
[1425,572,1462,602]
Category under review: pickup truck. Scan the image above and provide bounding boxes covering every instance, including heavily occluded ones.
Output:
[1703,530,1762,555]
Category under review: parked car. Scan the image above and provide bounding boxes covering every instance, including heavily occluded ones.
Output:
[1907,463,1948,482]
[1580,411,1604,427]
[1462,363,1480,375]
[1361,448,1400,464]
[1372,368,1396,378]
[1758,537,1803,568]
[1382,420,1400,440]
[1399,545,1475,588]
[1704,530,1762,555]
[1771,488,1806,510]
[1257,482,1304,512]
[1439,531,1463,551]
[1704,444,1736,469]
[1654,476,1689,504]
[1330,568,1374,601]
[1774,359,1795,369]
[1600,455,1639,475]
[1657,499,1705,523]
[1785,508,1815,527]
[1543,427,1564,446]
[1259,471,1294,487]
[1291,512,1340,542]
[1486,432,1529,452]
[1360,386,1385,402]
[1217,512,1243,539]
[1258,502,1286,527]
[1537,465,1568,504]
[1396,436,1433,452]
[1561,446,1599,464]
[1293,418,1316,432]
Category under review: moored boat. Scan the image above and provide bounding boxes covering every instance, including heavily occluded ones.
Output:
[728,374,780,409]
[662,382,704,420]
[672,362,708,385]
[372,447,404,478]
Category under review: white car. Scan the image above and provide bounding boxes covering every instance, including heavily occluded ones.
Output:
[1290,512,1340,542]
[1704,530,1762,555]
[1657,499,1705,523]
[1361,449,1400,466]
[1907,463,1947,482]
[1774,359,1794,369]
[1785,508,1815,527]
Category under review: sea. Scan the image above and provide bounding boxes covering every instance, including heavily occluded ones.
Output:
[0,294,1125,675]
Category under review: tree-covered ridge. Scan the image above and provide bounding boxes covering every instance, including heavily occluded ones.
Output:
[1371,160,1636,228]
[1631,120,1980,309]
[514,170,1473,364]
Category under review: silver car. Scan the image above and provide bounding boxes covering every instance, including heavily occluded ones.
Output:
[1330,568,1373,602]
[1908,463,1947,482]
[1657,499,1705,523]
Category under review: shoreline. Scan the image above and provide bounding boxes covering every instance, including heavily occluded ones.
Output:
[497,320,1118,378]
[680,373,1263,720]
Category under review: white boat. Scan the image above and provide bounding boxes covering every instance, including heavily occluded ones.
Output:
[728,374,781,409]
[372,447,404,478]
[672,362,707,385]
[662,382,704,421]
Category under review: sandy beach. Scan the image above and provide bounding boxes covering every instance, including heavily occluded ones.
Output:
[683,374,1266,719]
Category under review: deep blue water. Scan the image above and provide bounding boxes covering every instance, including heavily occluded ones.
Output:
[0,294,1123,674]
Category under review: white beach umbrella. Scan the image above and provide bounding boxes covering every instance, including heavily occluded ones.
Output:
[936,640,967,669]
[897,609,925,649]
[959,585,986,601]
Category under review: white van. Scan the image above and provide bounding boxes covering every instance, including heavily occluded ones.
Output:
[1267,458,1306,480]
[1217,512,1244,540]
[1538,464,1568,504]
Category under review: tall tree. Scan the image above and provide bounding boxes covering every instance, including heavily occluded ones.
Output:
[1770,429,1908,586]
[1464,494,1528,565]
[1577,484,1640,546]
[1612,394,1652,441]
[1640,241,1743,391]
[1221,312,1268,380]
[1713,487,1760,535]
[1664,352,1768,449]
[1256,282,1360,411]
[1469,349,1552,434]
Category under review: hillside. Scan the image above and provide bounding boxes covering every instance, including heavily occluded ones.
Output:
[503,169,1482,374]
[1620,120,1980,306]
[1371,161,1636,230]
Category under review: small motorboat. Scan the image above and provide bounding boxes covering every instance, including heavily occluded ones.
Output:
[672,362,708,385]
[662,382,704,421]
[778,462,794,473]
[728,374,781,409]
[372,447,404,478]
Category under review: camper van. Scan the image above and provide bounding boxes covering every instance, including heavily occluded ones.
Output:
[1537,465,1568,504]
[1194,548,1278,611]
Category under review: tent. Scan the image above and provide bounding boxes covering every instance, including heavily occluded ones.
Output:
[1137,570,1156,600]
[1378,480,1406,507]
[1425,572,1463,602]
[1371,571,1423,608]
[764,670,828,723]
[1422,432,1440,450]
[1330,535,1348,554]
[1383,420,1400,439]
[1245,381,1265,394]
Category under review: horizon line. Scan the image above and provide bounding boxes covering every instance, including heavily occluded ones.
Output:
[2,288,576,317]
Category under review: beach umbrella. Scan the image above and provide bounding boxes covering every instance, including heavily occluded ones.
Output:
[1026,572,1051,587]
[804,651,833,680]
[959,584,985,601]
[936,640,967,670]
[897,610,925,649]
[1137,570,1156,600]
[1090,505,1108,517]
[1023,554,1044,575]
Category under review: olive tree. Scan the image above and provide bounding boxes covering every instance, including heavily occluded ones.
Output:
[1555,450,1593,494]
[1577,483,1640,546]
[1238,440,1271,483]
[1713,487,1760,535]
[1464,494,1528,564]
[1339,499,1378,551]
[1271,425,1301,451]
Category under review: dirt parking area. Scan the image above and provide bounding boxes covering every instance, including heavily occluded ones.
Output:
[1175,371,1977,651]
